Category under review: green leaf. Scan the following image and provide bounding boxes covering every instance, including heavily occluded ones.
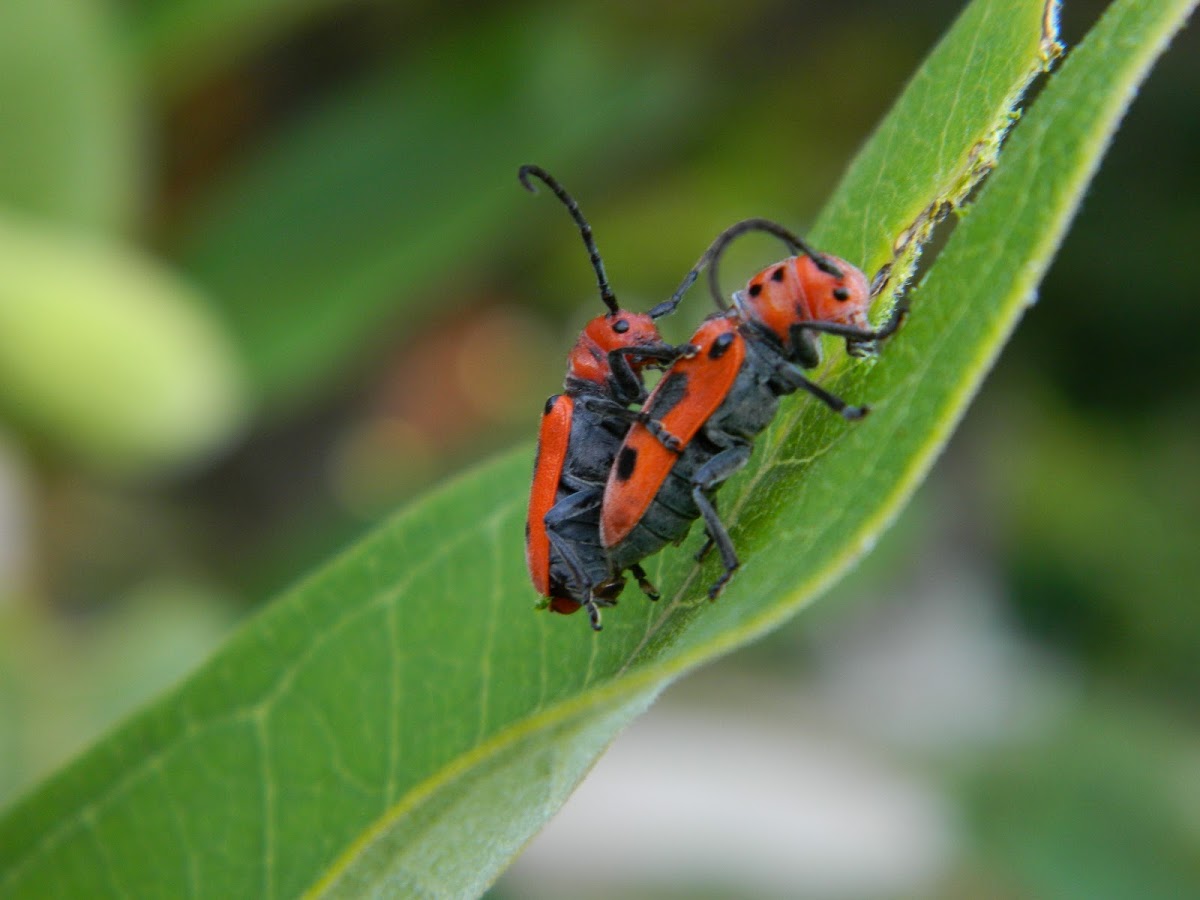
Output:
[2,0,1192,895]
[0,215,247,477]
[814,0,1061,281]
[174,8,692,407]
[0,0,145,231]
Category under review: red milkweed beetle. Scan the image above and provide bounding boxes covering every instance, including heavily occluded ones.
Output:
[600,218,907,600]
[522,165,694,631]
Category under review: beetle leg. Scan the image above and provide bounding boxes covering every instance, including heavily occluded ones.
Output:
[638,415,685,453]
[606,343,690,405]
[606,347,651,405]
[691,443,752,600]
[543,486,602,525]
[774,360,869,420]
[582,598,603,631]
[793,297,909,346]
[544,489,624,629]
[545,529,592,603]
[629,563,659,601]
[544,490,601,598]
[693,489,718,561]
[576,394,637,422]
[619,343,691,367]
[577,390,686,454]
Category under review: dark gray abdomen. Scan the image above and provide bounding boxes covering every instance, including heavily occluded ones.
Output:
[547,405,628,594]
[564,405,625,485]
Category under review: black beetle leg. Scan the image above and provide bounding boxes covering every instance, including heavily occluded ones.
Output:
[690,443,752,600]
[629,563,659,601]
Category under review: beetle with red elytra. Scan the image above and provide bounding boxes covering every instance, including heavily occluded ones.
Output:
[521,165,696,631]
[600,219,909,600]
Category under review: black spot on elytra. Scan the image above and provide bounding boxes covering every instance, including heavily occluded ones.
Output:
[748,283,763,297]
[647,371,690,419]
[709,332,735,359]
[771,267,785,282]
[544,394,559,415]
[616,446,638,481]
[613,318,630,333]
[833,287,850,302]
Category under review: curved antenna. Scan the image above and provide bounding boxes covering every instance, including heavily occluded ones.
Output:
[655,218,839,315]
[519,165,618,314]
[706,219,842,311]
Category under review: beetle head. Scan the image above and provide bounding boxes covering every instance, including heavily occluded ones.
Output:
[566,312,664,386]
[735,253,871,359]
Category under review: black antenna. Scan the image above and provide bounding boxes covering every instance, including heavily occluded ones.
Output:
[519,165,619,315]
[706,219,842,311]
[657,218,841,314]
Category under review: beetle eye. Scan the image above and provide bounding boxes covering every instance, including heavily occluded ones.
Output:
[613,319,630,333]
[833,287,850,302]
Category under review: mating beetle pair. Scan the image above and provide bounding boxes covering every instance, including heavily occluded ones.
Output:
[525,167,906,630]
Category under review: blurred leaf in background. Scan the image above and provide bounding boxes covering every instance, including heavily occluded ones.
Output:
[0,0,144,232]
[171,6,699,409]
[0,216,246,477]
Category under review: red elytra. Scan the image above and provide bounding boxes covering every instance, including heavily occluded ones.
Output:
[599,316,744,549]
[526,392,572,602]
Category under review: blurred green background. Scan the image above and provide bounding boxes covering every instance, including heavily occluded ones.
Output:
[0,0,1196,896]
